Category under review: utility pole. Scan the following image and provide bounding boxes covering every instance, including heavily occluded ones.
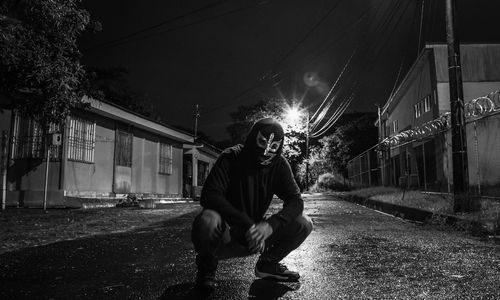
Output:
[445,0,470,211]
[194,104,200,143]
[43,135,51,211]
[376,104,385,186]
[305,109,310,190]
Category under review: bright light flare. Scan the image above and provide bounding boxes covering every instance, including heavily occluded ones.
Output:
[285,105,302,124]
[282,103,307,133]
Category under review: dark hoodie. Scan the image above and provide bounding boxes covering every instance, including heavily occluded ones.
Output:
[200,118,304,232]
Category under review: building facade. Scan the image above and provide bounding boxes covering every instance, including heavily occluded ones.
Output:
[0,96,219,208]
[375,43,500,194]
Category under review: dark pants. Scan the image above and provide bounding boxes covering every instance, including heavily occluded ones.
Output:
[191,209,313,273]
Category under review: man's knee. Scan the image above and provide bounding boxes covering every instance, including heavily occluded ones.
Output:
[192,209,221,232]
[296,214,313,237]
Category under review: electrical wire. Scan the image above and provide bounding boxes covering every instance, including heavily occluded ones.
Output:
[309,48,357,129]
[201,0,346,114]
[308,0,405,136]
[310,88,356,137]
[261,0,344,81]
[85,0,255,52]
[417,0,425,54]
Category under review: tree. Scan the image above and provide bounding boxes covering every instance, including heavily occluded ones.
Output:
[298,126,351,187]
[0,0,93,127]
[295,112,377,188]
[84,66,159,120]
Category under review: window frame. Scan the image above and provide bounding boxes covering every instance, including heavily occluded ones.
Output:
[423,95,431,112]
[159,142,173,175]
[67,116,96,163]
[11,113,61,160]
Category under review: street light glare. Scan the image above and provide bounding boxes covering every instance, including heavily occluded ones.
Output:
[285,106,301,124]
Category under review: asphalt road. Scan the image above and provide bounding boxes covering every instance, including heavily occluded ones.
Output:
[1,194,499,299]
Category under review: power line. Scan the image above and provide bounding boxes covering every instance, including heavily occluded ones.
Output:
[261,0,344,81]
[202,0,346,114]
[85,0,256,52]
[309,0,417,137]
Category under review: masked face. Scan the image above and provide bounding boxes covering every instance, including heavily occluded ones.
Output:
[255,131,282,165]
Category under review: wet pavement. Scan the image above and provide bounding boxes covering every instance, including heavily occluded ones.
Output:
[1,194,499,299]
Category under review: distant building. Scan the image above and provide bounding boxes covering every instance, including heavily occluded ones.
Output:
[0,96,219,208]
[183,141,220,200]
[374,43,500,194]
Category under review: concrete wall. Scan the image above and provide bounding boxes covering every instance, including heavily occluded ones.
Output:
[130,127,183,197]
[436,81,500,113]
[465,113,500,196]
[432,44,500,82]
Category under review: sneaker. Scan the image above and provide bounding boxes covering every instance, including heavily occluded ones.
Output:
[195,270,217,291]
[255,260,300,282]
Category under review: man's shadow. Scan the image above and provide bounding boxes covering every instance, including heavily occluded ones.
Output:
[158,279,300,300]
[248,279,300,299]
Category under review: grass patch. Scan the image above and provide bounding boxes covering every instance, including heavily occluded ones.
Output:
[348,186,401,199]
[345,187,500,234]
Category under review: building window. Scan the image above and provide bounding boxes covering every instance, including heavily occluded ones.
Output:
[423,95,431,112]
[159,143,173,174]
[68,117,95,163]
[392,120,398,133]
[11,113,60,159]
[414,102,422,119]
[116,130,132,167]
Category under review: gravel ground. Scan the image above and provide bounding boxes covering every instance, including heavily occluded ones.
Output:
[0,203,201,254]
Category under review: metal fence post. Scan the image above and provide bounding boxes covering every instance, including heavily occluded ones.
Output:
[422,138,427,191]
[473,120,481,195]
[1,131,7,210]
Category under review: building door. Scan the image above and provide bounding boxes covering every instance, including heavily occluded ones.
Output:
[114,129,132,194]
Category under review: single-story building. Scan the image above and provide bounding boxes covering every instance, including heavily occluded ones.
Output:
[0,96,219,208]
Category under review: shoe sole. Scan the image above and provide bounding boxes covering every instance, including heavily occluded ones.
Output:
[255,269,300,282]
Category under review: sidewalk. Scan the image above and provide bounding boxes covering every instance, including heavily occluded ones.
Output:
[335,187,500,236]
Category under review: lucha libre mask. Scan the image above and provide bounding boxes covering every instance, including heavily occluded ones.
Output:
[256,131,282,165]
[243,118,285,166]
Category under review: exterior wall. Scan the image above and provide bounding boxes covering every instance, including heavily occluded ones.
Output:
[436,81,500,113]
[386,50,435,138]
[130,127,183,197]
[439,112,500,196]
[466,113,500,195]
[64,115,115,197]
[7,160,63,207]
[432,44,500,82]
[380,44,500,192]
[65,115,185,198]
[384,50,436,186]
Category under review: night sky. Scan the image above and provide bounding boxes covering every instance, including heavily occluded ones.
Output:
[79,0,500,142]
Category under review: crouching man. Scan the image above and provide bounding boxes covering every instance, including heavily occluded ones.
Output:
[191,118,313,291]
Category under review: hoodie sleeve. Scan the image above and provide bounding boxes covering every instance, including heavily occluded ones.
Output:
[266,157,304,232]
[200,151,254,230]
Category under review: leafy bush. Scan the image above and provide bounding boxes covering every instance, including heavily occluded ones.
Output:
[310,173,351,192]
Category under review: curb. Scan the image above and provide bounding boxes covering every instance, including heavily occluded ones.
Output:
[65,197,196,209]
[342,194,492,235]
